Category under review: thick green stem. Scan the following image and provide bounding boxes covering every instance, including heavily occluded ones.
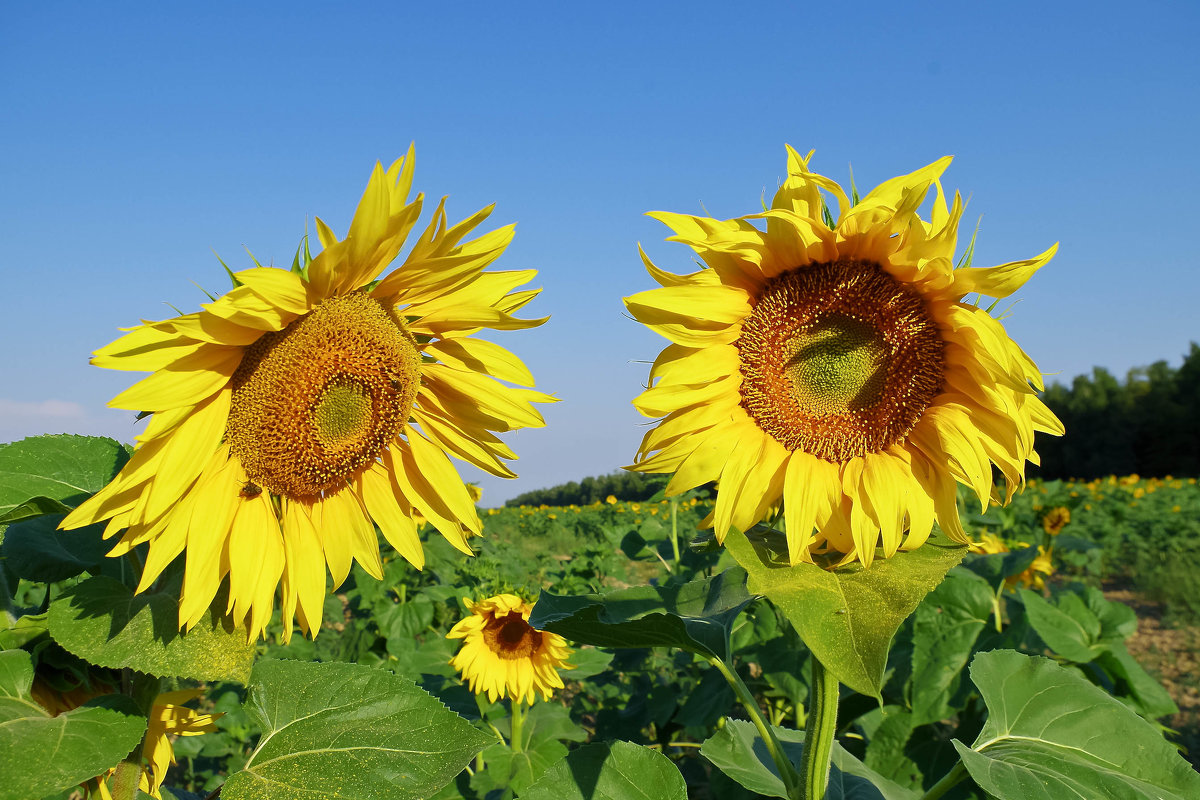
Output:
[669,498,681,567]
[709,656,801,800]
[920,761,968,800]
[510,699,526,755]
[800,654,839,800]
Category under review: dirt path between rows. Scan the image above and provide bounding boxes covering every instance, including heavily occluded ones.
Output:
[1106,587,1200,766]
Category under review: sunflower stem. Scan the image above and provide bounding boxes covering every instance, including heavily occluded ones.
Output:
[800,654,839,800]
[920,761,969,800]
[669,497,681,568]
[708,656,801,800]
[509,699,526,755]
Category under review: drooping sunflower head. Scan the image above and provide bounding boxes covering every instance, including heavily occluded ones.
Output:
[446,593,572,705]
[626,146,1063,567]
[61,147,555,641]
[34,683,219,800]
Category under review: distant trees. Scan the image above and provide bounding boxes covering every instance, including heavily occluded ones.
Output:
[1035,343,1200,479]
[505,470,672,507]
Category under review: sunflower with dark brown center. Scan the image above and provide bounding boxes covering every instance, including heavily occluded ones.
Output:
[447,594,572,704]
[625,147,1063,566]
[61,148,555,640]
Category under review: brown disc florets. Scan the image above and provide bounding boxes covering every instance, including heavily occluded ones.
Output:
[737,259,944,462]
[226,291,421,498]
[481,613,544,660]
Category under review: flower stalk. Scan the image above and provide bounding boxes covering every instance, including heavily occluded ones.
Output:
[708,656,801,799]
[509,699,527,755]
[800,654,839,800]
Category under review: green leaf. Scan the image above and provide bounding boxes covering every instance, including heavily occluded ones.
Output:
[1095,644,1179,718]
[725,526,967,697]
[221,659,492,800]
[858,706,922,790]
[563,646,614,680]
[528,568,754,661]
[910,571,993,726]
[520,740,687,800]
[47,575,257,684]
[0,612,48,649]
[955,649,1200,800]
[0,435,129,523]
[1018,588,1106,662]
[473,703,587,795]
[699,719,919,800]
[0,513,112,582]
[0,649,147,800]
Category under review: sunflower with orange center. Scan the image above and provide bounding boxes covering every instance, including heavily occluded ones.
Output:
[626,147,1063,566]
[61,148,554,639]
[447,594,572,705]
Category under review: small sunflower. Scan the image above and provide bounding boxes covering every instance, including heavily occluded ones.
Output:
[626,147,1063,566]
[61,149,554,639]
[1042,506,1071,536]
[447,594,572,705]
[968,532,1009,556]
[1007,545,1054,591]
[33,683,218,800]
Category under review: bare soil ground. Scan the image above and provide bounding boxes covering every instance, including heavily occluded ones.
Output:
[1106,586,1200,767]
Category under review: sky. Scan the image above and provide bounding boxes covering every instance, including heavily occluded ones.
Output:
[2,1,1197,505]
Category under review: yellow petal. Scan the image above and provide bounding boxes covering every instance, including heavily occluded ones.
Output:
[109,346,240,411]
[359,464,425,569]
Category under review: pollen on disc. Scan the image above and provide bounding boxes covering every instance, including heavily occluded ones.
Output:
[737,259,944,462]
[226,291,421,498]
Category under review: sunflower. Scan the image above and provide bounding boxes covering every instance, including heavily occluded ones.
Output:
[1042,506,1070,536]
[32,682,218,800]
[61,148,554,640]
[626,147,1063,566]
[447,594,572,705]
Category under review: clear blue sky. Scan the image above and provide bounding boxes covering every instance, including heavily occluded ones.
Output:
[2,1,1197,504]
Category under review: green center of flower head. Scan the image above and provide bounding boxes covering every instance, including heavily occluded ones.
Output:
[313,380,373,446]
[737,260,945,462]
[226,291,421,499]
[785,312,888,415]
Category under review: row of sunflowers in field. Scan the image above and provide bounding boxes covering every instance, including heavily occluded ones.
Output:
[3,147,1198,800]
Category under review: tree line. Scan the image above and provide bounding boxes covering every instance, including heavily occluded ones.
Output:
[1034,342,1200,480]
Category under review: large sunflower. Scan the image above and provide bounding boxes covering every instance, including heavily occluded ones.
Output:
[62,148,554,639]
[626,147,1063,566]
[447,594,572,705]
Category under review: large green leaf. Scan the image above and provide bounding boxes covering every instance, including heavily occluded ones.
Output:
[725,526,967,697]
[910,571,993,726]
[47,575,257,684]
[954,649,1200,800]
[527,568,754,661]
[0,435,129,523]
[520,740,687,800]
[221,659,492,800]
[699,719,919,800]
[0,513,112,582]
[0,649,147,800]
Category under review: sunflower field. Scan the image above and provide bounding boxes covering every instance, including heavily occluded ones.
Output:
[3,150,1200,800]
